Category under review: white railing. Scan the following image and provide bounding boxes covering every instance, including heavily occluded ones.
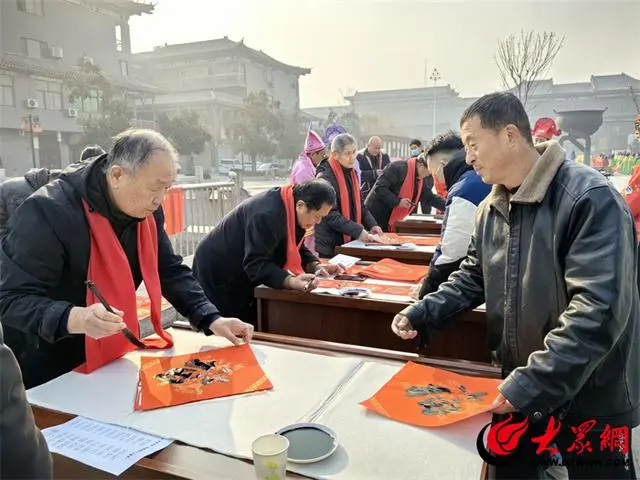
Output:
[169,181,249,257]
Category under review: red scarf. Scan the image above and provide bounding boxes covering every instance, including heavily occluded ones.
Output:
[280,185,305,275]
[329,154,362,243]
[434,175,448,199]
[388,158,423,232]
[433,175,448,215]
[623,165,640,236]
[76,201,174,374]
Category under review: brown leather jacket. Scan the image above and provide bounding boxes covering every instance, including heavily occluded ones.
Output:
[0,323,52,478]
[402,142,640,427]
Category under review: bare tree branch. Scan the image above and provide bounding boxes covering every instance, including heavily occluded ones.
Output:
[495,30,565,107]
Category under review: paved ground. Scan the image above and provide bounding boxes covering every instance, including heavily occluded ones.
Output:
[243,178,288,196]
[242,175,630,197]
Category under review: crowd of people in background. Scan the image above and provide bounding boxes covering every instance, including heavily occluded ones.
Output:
[0,94,638,479]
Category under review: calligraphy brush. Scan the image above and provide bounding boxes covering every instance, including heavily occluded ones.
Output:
[303,275,316,292]
[85,280,146,349]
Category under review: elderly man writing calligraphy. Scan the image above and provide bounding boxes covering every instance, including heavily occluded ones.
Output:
[0,130,253,389]
[392,93,638,479]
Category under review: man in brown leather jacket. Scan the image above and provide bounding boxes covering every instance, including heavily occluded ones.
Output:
[0,324,52,478]
[392,92,638,479]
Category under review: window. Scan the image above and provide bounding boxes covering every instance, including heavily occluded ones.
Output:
[264,68,273,85]
[17,0,43,15]
[115,25,123,52]
[34,79,62,110]
[120,60,129,76]
[0,75,15,107]
[22,38,48,59]
[73,89,102,113]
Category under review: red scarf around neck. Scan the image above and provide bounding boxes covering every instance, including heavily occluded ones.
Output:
[75,200,174,374]
[280,185,305,275]
[329,154,362,244]
[388,157,423,232]
[433,174,448,215]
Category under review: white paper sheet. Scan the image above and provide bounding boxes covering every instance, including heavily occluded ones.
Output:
[312,288,414,304]
[28,329,362,462]
[289,361,490,480]
[328,254,360,269]
[41,416,172,476]
[342,239,436,253]
[405,216,444,225]
[29,329,637,479]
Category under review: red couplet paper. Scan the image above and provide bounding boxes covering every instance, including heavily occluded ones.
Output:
[134,344,273,411]
[361,362,502,427]
[380,233,441,247]
[360,258,428,283]
[317,278,415,297]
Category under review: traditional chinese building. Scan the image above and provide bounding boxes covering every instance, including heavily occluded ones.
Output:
[131,37,311,173]
[305,74,640,154]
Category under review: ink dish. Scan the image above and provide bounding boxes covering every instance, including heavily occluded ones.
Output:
[275,423,338,464]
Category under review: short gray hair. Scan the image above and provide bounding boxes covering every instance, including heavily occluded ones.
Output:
[105,129,178,172]
[331,133,357,154]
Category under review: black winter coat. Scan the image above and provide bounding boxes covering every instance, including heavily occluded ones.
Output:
[193,188,318,324]
[0,155,219,388]
[365,160,424,231]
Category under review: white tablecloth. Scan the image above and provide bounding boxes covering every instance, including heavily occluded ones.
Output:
[27,329,640,479]
[28,329,362,463]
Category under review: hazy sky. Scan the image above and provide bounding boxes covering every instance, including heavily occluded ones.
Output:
[130,0,640,108]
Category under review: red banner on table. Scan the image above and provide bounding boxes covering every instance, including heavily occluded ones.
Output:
[318,278,415,297]
[380,233,441,247]
[361,362,501,427]
[360,258,428,283]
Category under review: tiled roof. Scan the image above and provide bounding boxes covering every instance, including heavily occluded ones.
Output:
[82,0,154,15]
[0,53,161,93]
[134,37,311,76]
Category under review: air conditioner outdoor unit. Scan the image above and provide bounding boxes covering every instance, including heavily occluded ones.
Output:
[67,107,78,118]
[25,98,39,109]
[50,46,64,59]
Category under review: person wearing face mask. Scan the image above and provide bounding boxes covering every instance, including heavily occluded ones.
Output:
[193,180,345,325]
[413,132,491,299]
[409,139,446,215]
[364,155,432,232]
[315,133,383,257]
[0,130,253,389]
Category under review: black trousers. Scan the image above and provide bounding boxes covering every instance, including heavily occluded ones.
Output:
[488,411,636,479]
